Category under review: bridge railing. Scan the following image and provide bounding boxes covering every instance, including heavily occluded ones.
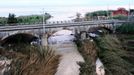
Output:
[0,20,127,32]
[0,19,127,26]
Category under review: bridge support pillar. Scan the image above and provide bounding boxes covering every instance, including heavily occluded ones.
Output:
[41,34,48,47]
[81,32,87,40]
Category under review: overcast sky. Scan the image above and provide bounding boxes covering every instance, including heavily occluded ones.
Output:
[0,0,134,20]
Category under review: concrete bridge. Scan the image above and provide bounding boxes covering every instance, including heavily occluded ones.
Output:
[0,20,126,46]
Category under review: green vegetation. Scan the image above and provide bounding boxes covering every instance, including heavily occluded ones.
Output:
[77,39,97,75]
[17,13,51,24]
[75,24,134,75]
[112,15,127,20]
[85,10,130,20]
[7,13,18,24]
[116,23,134,34]
[17,15,43,24]
[95,35,134,75]
[86,10,110,16]
[117,34,134,66]
[0,17,7,25]
[0,13,52,25]
[85,10,111,20]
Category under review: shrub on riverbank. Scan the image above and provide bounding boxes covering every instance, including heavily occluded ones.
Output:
[76,39,97,75]
[0,46,60,75]
[117,34,134,74]
[116,23,134,34]
[95,35,134,75]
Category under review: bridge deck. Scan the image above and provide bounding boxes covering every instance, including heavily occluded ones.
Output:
[0,20,126,32]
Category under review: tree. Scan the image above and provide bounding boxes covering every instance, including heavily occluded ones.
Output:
[111,15,127,20]
[85,10,111,20]
[7,13,17,24]
[73,13,82,22]
[0,17,7,25]
[44,13,52,20]
[16,13,52,24]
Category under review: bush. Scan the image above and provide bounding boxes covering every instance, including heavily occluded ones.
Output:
[116,23,134,34]
[112,15,127,20]
[76,39,97,75]
[95,35,134,75]
[0,46,60,75]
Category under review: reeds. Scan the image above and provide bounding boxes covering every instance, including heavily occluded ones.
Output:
[76,34,134,75]
[95,35,134,75]
[76,39,97,75]
[1,45,60,75]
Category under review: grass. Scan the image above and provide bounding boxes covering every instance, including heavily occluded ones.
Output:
[123,35,134,40]
[117,34,134,67]
[126,46,134,49]
[95,35,134,75]
[75,33,134,75]
[0,45,60,75]
[76,39,97,75]
[116,23,134,34]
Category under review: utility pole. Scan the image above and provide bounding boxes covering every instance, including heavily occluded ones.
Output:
[107,4,110,19]
[41,9,48,46]
[42,9,45,33]
[128,0,131,21]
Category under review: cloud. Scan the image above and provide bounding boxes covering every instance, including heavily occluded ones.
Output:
[0,0,134,17]
[0,0,90,7]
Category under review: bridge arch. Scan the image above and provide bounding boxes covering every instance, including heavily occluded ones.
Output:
[1,33,39,46]
[100,27,113,34]
[88,26,113,34]
[101,24,113,31]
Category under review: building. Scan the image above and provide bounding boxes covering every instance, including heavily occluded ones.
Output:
[112,8,128,16]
